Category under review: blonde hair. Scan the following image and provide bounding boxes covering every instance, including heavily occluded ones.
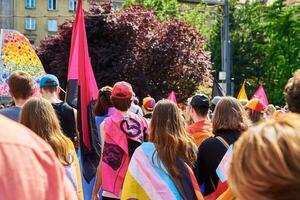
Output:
[150,99,197,199]
[228,113,300,200]
[20,97,72,166]
[213,96,249,133]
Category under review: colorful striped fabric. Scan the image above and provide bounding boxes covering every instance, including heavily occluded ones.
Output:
[121,142,204,200]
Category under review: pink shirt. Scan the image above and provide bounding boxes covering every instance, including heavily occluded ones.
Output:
[102,111,148,196]
[0,115,77,200]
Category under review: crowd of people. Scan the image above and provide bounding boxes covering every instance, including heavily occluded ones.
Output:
[1,69,300,200]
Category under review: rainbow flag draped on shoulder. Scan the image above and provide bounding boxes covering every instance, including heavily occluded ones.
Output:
[121,142,204,200]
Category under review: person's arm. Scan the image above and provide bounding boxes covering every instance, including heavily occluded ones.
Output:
[92,160,102,200]
[73,108,80,148]
[92,122,106,200]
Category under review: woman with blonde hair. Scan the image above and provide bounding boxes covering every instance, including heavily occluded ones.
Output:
[194,96,249,199]
[20,97,83,200]
[121,100,203,200]
[228,113,300,200]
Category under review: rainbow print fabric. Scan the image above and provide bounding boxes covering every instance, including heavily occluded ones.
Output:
[0,29,44,96]
[121,142,204,200]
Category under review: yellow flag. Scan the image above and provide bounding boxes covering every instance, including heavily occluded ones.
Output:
[237,81,248,100]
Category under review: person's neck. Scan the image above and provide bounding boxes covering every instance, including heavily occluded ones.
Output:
[192,115,207,123]
[116,109,129,115]
[42,94,62,104]
[143,110,152,115]
[14,98,29,107]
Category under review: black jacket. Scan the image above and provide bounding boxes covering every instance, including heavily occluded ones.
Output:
[193,129,240,195]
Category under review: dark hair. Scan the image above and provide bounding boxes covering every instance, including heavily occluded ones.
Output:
[94,86,112,116]
[7,71,35,99]
[284,70,300,113]
[210,104,216,113]
[111,96,132,111]
[191,105,209,117]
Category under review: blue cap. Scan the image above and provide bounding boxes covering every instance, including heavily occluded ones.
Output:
[39,74,59,88]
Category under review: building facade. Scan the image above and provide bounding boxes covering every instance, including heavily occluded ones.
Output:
[0,0,91,46]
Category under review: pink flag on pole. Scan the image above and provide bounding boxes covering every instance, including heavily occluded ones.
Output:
[67,0,99,181]
[167,91,177,104]
[252,85,269,107]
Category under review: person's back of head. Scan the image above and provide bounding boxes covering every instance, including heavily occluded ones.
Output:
[39,74,60,100]
[20,97,72,166]
[94,86,113,116]
[244,98,264,124]
[0,115,76,199]
[284,70,300,114]
[111,81,134,112]
[142,96,156,114]
[7,71,35,101]
[213,96,249,133]
[150,99,197,199]
[189,94,210,119]
[210,96,222,112]
[228,113,300,200]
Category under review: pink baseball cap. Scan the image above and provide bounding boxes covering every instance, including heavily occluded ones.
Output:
[111,81,134,99]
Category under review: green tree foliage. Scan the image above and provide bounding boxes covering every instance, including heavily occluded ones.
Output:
[208,0,300,104]
[123,0,179,19]
[179,4,220,40]
[123,0,218,39]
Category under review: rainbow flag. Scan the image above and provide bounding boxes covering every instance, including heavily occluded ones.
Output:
[121,142,204,200]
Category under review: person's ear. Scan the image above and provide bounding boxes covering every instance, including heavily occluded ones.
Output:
[39,88,44,95]
[190,107,195,115]
[31,88,35,96]
[56,87,61,95]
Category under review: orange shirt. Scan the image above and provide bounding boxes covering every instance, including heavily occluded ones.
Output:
[0,115,77,200]
[188,120,213,146]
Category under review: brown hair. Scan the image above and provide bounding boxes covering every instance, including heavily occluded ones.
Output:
[284,70,300,113]
[20,97,72,166]
[228,113,300,200]
[213,96,249,133]
[111,96,132,111]
[94,86,112,116]
[246,109,263,123]
[150,99,197,199]
[7,71,35,99]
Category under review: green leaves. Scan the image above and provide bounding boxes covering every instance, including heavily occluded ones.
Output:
[208,0,300,104]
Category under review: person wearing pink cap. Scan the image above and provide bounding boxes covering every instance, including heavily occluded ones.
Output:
[92,81,149,200]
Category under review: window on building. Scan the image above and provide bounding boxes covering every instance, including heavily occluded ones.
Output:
[69,0,77,11]
[25,0,36,9]
[25,17,36,30]
[48,0,57,10]
[48,20,58,32]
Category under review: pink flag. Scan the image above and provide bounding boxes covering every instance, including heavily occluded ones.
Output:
[167,91,177,104]
[68,0,98,150]
[252,85,269,107]
[67,0,99,181]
